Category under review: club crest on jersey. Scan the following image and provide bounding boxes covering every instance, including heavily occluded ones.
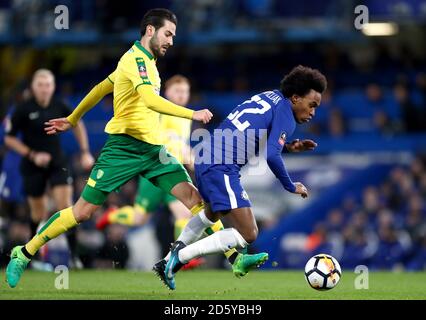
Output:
[135,57,151,85]
[29,111,40,120]
[96,169,104,179]
[278,131,287,146]
[138,65,147,77]
[241,190,249,201]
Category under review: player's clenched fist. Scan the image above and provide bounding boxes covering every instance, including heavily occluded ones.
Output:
[294,182,309,198]
[193,109,213,124]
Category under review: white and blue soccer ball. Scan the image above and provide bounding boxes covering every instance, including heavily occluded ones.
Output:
[304,254,342,290]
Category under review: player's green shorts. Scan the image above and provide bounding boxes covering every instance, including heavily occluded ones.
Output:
[81,134,191,205]
[135,176,177,213]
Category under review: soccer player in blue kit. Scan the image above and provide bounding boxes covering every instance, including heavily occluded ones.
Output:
[160,65,327,290]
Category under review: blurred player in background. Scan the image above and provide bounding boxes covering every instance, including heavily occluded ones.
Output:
[0,89,31,215]
[0,91,30,266]
[162,66,327,290]
[4,69,95,268]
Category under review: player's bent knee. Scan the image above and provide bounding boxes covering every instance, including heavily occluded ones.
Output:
[241,227,258,244]
[172,182,202,209]
[187,183,202,207]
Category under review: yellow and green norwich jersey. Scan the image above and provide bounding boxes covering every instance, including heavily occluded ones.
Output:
[105,40,163,144]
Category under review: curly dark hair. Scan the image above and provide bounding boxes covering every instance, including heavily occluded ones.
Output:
[280,65,327,98]
[140,8,177,37]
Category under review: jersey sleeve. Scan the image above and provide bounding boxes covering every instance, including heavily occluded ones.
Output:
[266,108,296,193]
[66,72,115,126]
[107,70,116,84]
[137,85,194,119]
[6,106,24,137]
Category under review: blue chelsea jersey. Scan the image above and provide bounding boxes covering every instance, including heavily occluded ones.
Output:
[200,89,297,192]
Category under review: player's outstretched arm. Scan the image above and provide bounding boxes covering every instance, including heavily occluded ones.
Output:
[266,148,309,198]
[192,109,213,124]
[266,146,296,191]
[45,73,115,135]
[138,85,213,124]
[67,74,114,126]
[266,110,309,198]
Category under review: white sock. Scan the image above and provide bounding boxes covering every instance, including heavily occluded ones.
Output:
[178,228,248,263]
[164,227,211,262]
[175,210,214,245]
[163,210,214,262]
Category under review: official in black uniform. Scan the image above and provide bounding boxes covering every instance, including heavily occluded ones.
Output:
[5,69,94,267]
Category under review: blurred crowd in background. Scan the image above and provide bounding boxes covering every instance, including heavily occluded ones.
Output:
[279,155,426,270]
[0,0,425,270]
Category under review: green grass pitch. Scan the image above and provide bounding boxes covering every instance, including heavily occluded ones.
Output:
[0,269,425,300]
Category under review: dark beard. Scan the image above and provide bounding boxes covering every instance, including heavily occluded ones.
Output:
[149,37,163,58]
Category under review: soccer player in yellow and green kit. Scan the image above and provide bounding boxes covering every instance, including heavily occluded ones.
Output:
[6,8,268,289]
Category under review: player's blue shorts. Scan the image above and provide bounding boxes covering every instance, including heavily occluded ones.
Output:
[194,163,251,212]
